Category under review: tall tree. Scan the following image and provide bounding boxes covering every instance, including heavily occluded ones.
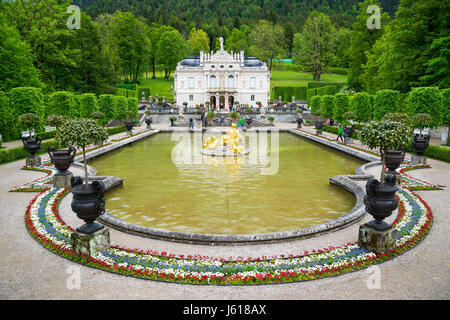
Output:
[248,20,284,71]
[0,14,42,91]
[156,29,187,80]
[347,0,390,91]
[293,12,335,82]
[187,28,210,56]
[112,11,150,83]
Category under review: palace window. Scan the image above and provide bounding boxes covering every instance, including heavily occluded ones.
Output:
[189,95,194,101]
[210,75,217,88]
[188,77,194,89]
[227,75,235,89]
[250,77,256,89]
[251,95,255,101]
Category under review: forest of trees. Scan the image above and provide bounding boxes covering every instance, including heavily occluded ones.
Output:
[1,0,448,97]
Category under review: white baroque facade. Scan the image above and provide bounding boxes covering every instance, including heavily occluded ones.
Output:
[174,38,271,109]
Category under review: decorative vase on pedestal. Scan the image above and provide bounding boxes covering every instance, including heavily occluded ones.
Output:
[22,135,42,166]
[48,146,76,188]
[411,135,429,165]
[70,176,106,235]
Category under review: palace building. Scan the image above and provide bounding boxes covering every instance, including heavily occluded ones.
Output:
[174,37,271,110]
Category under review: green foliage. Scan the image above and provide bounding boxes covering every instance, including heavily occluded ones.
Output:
[229,111,239,119]
[46,114,68,129]
[47,91,78,119]
[382,113,410,126]
[274,86,307,101]
[411,113,434,130]
[343,111,356,121]
[373,89,400,121]
[293,11,334,82]
[137,87,151,100]
[127,97,139,119]
[360,121,412,151]
[310,96,322,115]
[0,14,42,92]
[114,95,129,121]
[420,145,450,163]
[248,20,284,71]
[0,90,16,141]
[18,113,40,132]
[404,87,443,127]
[9,87,45,134]
[98,94,118,124]
[320,95,335,119]
[440,88,450,126]
[156,29,187,79]
[316,86,337,96]
[207,111,215,119]
[333,93,350,122]
[78,93,98,119]
[349,92,372,122]
[57,118,108,150]
[187,28,210,56]
[307,88,317,102]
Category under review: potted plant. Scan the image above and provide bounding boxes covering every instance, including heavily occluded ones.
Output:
[169,116,177,127]
[360,120,412,180]
[230,111,239,122]
[56,119,108,234]
[305,119,311,126]
[19,113,42,165]
[207,110,215,122]
[268,116,275,125]
[245,108,253,114]
[410,113,433,156]
[144,110,152,129]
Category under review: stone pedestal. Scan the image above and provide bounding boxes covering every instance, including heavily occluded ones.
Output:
[344,137,353,144]
[358,224,397,255]
[26,156,41,167]
[411,155,427,165]
[53,172,73,189]
[71,227,110,256]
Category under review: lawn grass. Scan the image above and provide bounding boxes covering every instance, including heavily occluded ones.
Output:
[126,69,347,101]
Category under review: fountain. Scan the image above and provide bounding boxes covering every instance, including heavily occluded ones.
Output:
[201,123,249,156]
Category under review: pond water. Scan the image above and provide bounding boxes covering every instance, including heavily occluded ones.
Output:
[89,132,363,234]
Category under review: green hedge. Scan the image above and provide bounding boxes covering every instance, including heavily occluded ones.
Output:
[350,92,372,122]
[307,82,345,90]
[0,90,15,141]
[333,93,350,122]
[106,125,128,136]
[127,97,139,118]
[407,144,450,163]
[320,95,335,119]
[274,86,307,101]
[373,89,400,121]
[10,87,45,134]
[136,87,151,100]
[307,88,317,102]
[316,85,337,96]
[117,83,136,90]
[404,87,443,127]
[79,93,98,118]
[98,94,118,124]
[46,91,79,119]
[114,95,129,121]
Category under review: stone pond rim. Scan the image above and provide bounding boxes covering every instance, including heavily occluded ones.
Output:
[78,129,378,245]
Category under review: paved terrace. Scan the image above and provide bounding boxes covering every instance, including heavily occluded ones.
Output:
[0,123,448,299]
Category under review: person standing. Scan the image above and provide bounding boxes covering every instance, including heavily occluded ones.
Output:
[336,123,344,142]
[189,118,194,130]
[239,117,245,129]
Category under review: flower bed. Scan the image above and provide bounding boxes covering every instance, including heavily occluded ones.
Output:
[18,163,435,285]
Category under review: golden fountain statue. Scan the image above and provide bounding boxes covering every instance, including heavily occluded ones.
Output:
[202,123,248,156]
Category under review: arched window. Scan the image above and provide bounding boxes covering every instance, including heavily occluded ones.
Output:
[210,75,217,88]
[227,75,235,88]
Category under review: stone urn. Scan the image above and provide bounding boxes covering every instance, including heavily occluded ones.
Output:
[314,121,323,130]
[363,174,399,230]
[245,116,252,128]
[411,135,430,156]
[145,117,152,129]
[344,125,354,138]
[48,146,76,174]
[22,135,42,157]
[383,149,405,175]
[124,121,133,132]
[296,117,304,129]
[70,176,106,234]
